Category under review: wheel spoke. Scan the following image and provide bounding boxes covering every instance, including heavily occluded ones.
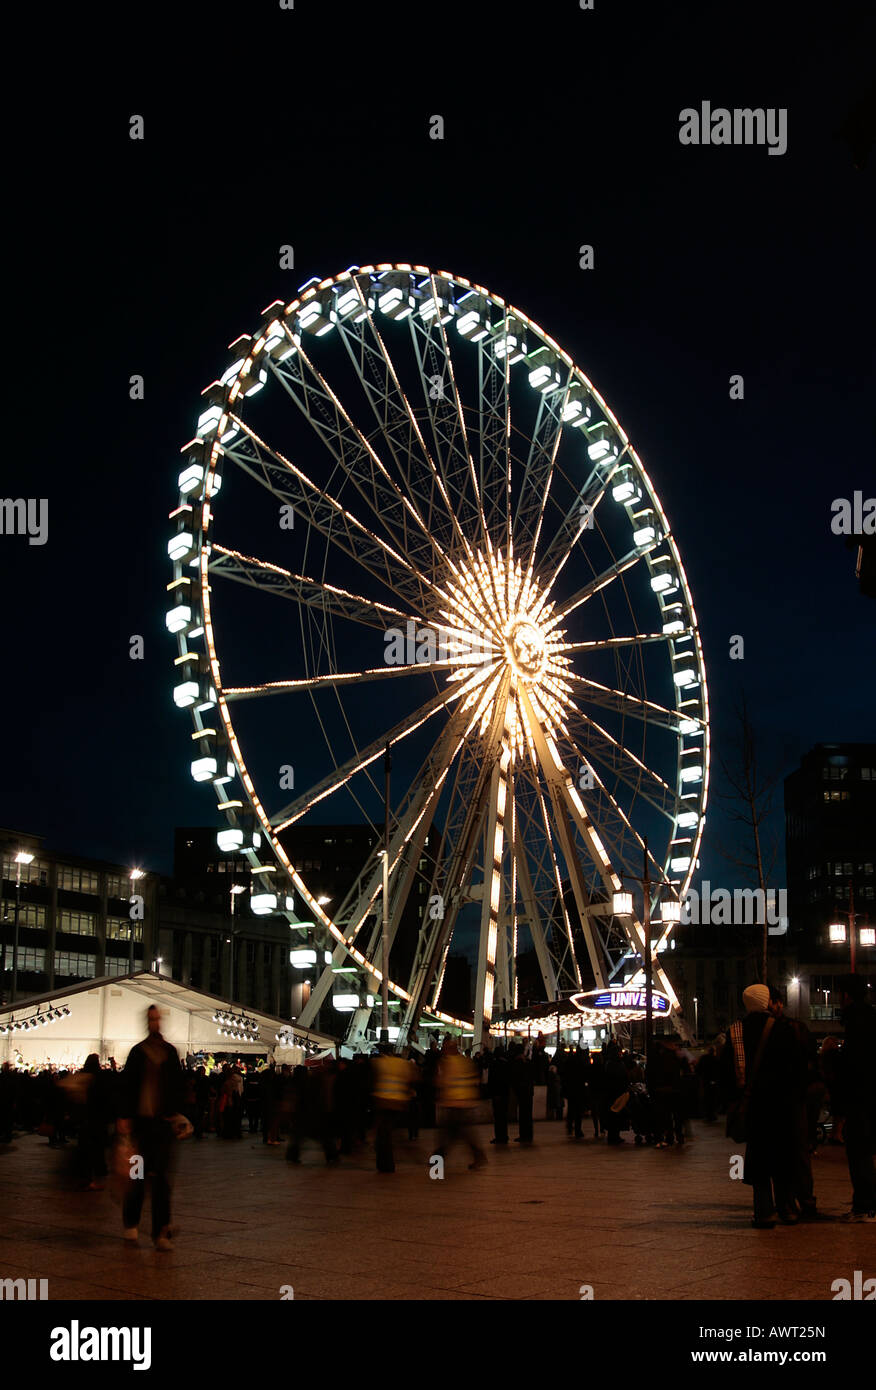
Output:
[271,685,462,831]
[208,544,408,630]
[267,328,450,587]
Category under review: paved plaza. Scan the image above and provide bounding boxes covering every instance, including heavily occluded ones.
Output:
[0,1118,871,1301]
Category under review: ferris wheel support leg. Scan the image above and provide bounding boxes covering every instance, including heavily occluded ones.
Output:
[472,751,509,1050]
[514,847,559,1000]
[297,942,348,1029]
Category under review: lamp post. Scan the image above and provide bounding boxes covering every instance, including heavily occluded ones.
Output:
[380,743,391,1047]
[614,837,680,1068]
[128,868,144,974]
[829,882,866,974]
[11,851,34,1004]
[228,884,246,1007]
[693,996,699,1043]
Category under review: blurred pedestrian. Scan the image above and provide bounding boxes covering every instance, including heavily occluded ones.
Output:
[117,1005,185,1250]
[436,1039,486,1169]
[372,1047,414,1173]
[76,1053,109,1189]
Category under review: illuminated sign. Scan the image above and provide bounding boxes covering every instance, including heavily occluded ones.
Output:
[570,987,671,1018]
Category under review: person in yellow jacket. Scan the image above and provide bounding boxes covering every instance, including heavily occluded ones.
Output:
[372,1048,414,1173]
[436,1039,487,1170]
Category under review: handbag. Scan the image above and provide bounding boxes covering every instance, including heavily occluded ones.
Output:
[725,1016,774,1143]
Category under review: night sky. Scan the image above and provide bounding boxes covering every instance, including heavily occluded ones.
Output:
[5,0,874,924]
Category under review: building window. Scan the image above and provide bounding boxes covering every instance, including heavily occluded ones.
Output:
[106,873,135,898]
[107,917,142,942]
[823,790,850,803]
[860,768,874,780]
[55,951,97,978]
[1,858,50,886]
[0,903,47,929]
[3,947,46,973]
[58,910,97,937]
[58,865,100,894]
[861,886,874,900]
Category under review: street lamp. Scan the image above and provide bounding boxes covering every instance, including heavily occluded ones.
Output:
[11,851,34,1004]
[228,883,246,1006]
[128,868,144,973]
[380,743,391,1047]
[615,837,681,1067]
[830,882,866,972]
[693,996,699,1043]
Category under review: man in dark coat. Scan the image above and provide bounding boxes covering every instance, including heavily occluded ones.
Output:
[646,1038,685,1147]
[768,984,818,1217]
[602,1041,630,1145]
[510,1043,534,1143]
[561,1045,588,1139]
[835,974,876,1221]
[721,983,798,1227]
[118,1005,184,1249]
[487,1044,510,1145]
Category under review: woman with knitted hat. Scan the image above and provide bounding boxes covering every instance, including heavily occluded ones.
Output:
[721,983,799,1228]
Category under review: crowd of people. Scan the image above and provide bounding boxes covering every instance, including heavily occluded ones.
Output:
[0,973,873,1243]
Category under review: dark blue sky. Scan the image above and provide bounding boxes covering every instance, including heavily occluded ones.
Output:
[4,0,873,907]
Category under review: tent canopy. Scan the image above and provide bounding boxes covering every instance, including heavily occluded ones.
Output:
[0,971,337,1069]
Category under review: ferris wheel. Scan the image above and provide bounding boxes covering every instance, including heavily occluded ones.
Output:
[166,263,709,1049]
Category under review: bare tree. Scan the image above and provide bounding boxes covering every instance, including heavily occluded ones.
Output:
[713,693,782,983]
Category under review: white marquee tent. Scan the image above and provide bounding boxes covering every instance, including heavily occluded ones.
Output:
[0,971,337,1070]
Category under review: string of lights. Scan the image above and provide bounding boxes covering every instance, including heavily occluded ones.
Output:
[1,1005,71,1035]
[212,1008,260,1041]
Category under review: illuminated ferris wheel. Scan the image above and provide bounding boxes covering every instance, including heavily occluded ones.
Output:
[166,263,709,1048]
